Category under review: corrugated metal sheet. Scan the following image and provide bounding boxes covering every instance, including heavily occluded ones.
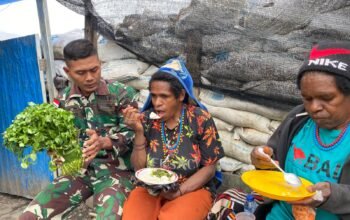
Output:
[0,0,22,5]
[0,35,53,198]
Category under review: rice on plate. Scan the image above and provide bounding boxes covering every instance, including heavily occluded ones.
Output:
[135,168,178,185]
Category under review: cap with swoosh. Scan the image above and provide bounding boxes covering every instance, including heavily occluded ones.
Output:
[297,40,350,84]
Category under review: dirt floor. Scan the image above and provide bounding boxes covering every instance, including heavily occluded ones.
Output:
[0,193,94,220]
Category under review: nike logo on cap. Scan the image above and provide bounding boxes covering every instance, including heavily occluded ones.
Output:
[309,46,350,59]
[308,58,348,71]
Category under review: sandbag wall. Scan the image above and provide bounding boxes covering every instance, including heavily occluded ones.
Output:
[52,36,288,176]
[51,32,157,105]
[57,0,350,109]
[199,89,287,175]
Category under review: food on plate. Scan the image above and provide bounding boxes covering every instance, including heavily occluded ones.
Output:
[151,169,172,179]
[136,168,177,185]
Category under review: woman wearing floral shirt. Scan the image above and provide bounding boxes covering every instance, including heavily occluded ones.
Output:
[122,59,224,220]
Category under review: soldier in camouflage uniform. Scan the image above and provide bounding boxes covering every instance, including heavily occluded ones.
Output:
[19,39,137,220]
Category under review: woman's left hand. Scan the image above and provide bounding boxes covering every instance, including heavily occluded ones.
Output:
[289,182,331,207]
[160,189,182,201]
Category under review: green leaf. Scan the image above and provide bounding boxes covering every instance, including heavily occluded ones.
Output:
[2,103,82,175]
[29,152,37,161]
[49,161,57,171]
[21,161,29,169]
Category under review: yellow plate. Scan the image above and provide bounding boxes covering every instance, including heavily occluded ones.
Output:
[241,170,315,201]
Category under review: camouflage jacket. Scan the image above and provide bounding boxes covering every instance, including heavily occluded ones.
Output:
[58,79,137,173]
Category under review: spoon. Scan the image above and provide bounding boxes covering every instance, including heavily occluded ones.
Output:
[258,148,302,187]
[161,154,170,167]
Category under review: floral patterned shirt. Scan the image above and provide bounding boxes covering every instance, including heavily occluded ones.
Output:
[142,104,224,193]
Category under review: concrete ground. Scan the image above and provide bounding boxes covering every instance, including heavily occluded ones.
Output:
[0,193,94,220]
[0,193,29,220]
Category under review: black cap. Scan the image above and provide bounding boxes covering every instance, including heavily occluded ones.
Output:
[297,41,350,83]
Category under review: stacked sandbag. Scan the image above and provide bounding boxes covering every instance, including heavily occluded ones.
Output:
[97,37,137,62]
[96,36,151,84]
[51,29,84,60]
[51,31,284,173]
[200,89,287,121]
[52,33,158,108]
[57,0,350,108]
[53,0,350,190]
[96,37,158,108]
[101,59,149,82]
[52,33,285,176]
[200,89,285,175]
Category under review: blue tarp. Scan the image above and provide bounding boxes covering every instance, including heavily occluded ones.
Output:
[0,0,22,5]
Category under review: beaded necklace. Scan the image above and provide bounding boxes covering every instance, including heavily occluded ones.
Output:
[313,123,350,151]
[161,106,185,164]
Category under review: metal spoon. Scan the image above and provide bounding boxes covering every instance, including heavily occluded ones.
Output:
[258,148,302,187]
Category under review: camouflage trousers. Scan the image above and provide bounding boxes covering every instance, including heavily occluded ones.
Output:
[19,166,133,220]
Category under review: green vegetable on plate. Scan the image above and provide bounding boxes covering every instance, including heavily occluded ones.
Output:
[151,169,172,179]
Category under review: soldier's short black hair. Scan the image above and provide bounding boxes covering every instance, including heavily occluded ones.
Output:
[63,39,97,61]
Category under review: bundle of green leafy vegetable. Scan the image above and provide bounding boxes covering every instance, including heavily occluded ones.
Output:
[3,102,83,175]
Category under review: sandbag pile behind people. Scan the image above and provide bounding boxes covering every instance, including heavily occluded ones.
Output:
[56,0,350,108]
[51,34,290,179]
[199,89,288,175]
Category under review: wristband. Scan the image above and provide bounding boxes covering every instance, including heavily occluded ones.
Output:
[133,142,146,151]
[134,142,146,148]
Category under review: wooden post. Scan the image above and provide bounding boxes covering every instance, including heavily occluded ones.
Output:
[84,13,98,48]
[185,30,202,86]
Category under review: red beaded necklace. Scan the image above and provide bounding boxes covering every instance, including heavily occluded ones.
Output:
[315,124,349,148]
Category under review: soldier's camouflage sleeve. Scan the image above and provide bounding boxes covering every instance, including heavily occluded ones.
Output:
[108,82,138,156]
